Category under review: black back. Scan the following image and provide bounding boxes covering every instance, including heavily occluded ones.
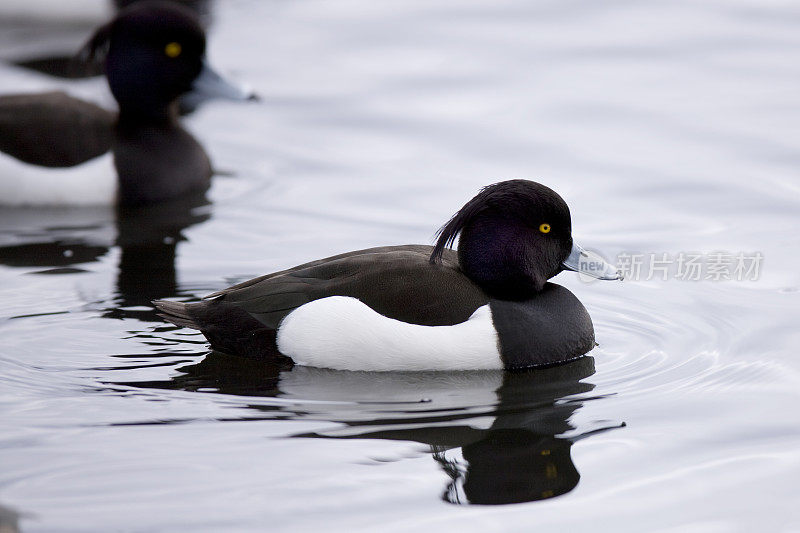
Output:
[211,245,489,329]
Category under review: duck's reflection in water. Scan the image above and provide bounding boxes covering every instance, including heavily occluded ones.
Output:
[0,192,210,321]
[433,366,591,505]
[127,353,623,505]
[107,193,210,319]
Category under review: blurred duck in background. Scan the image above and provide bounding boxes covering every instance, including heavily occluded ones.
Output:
[0,1,256,207]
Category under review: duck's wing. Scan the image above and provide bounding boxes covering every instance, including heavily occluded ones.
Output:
[210,245,488,328]
[0,92,114,168]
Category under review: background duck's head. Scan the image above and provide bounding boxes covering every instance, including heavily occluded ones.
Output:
[80,1,253,117]
[431,179,619,299]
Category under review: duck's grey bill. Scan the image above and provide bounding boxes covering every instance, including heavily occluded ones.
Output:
[184,59,258,109]
[562,243,622,280]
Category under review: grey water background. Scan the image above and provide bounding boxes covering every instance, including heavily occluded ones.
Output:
[1,0,800,531]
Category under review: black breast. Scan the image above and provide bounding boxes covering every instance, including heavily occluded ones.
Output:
[113,120,211,206]
[489,283,595,369]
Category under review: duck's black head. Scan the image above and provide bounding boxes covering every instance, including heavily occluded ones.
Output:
[431,180,576,300]
[81,2,207,117]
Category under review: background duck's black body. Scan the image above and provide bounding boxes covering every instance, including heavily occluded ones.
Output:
[156,245,596,369]
[0,92,114,168]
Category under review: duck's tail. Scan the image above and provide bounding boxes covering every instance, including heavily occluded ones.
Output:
[153,299,202,330]
[152,298,280,360]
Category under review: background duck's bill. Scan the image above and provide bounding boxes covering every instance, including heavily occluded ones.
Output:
[562,243,621,281]
[182,60,258,111]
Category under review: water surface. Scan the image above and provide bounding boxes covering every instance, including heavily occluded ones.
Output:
[1,1,800,531]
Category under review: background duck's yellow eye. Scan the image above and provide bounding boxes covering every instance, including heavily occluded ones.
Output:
[165,42,182,58]
[539,223,551,233]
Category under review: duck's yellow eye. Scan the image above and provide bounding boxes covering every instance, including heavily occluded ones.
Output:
[165,42,182,58]
[539,223,551,234]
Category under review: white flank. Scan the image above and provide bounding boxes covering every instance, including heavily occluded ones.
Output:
[276,296,503,371]
[0,152,116,206]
